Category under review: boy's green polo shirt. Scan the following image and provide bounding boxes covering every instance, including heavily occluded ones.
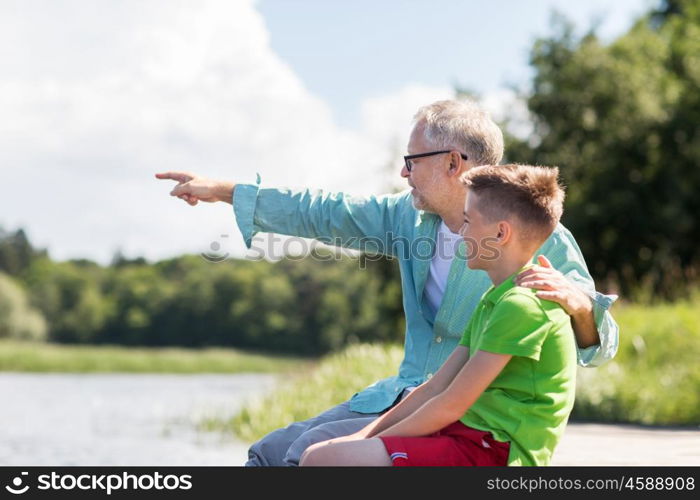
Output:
[458,270,577,466]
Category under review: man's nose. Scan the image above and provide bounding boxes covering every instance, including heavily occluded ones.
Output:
[400,164,410,178]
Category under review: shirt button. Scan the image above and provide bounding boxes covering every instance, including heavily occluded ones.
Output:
[435,336,442,343]
[426,373,433,379]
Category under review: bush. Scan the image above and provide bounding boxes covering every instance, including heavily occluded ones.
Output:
[573,292,700,425]
[0,272,47,341]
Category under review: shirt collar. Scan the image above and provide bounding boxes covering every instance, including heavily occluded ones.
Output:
[482,264,535,305]
[415,209,440,227]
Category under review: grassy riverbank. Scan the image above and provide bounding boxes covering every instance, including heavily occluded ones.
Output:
[201,343,404,441]
[211,295,700,441]
[0,340,309,373]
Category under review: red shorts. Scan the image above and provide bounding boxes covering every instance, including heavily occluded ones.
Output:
[379,421,510,466]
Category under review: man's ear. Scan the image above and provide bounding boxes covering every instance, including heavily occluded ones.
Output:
[448,151,465,175]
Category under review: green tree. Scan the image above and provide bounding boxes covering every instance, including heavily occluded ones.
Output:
[24,258,111,343]
[100,262,176,345]
[0,227,46,277]
[507,0,700,298]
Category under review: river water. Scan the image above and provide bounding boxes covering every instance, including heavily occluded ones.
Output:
[0,373,278,466]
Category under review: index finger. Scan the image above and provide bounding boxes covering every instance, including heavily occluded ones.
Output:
[155,171,193,183]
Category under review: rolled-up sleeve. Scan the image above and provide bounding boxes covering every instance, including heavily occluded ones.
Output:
[232,183,261,249]
[576,290,619,367]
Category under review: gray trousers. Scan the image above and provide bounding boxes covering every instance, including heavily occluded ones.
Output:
[244,400,380,466]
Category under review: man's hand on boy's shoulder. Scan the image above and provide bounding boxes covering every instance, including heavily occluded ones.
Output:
[514,255,592,318]
[514,255,600,349]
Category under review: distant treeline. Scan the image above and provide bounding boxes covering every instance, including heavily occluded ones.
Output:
[0,227,403,354]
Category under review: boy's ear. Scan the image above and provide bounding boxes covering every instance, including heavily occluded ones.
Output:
[496,221,513,244]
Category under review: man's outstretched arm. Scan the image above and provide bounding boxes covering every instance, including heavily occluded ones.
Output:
[156,171,408,256]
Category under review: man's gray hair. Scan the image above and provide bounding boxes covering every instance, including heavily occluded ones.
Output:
[413,99,504,166]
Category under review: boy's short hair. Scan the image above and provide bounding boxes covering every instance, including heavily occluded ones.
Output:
[461,164,565,246]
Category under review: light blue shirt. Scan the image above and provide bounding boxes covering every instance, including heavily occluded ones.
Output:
[233,181,619,414]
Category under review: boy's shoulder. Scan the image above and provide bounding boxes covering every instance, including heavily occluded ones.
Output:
[470,283,569,362]
[496,285,570,326]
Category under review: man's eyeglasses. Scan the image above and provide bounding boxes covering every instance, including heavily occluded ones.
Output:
[404,150,468,172]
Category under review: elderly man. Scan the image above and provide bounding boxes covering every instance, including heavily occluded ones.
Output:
[156,99,618,466]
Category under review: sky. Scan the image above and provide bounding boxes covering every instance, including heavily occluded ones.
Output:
[0,0,653,265]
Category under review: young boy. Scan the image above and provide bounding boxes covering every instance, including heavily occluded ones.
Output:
[299,164,576,466]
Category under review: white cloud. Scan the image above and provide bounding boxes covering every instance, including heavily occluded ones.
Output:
[0,1,459,264]
[480,88,535,141]
[358,84,455,192]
